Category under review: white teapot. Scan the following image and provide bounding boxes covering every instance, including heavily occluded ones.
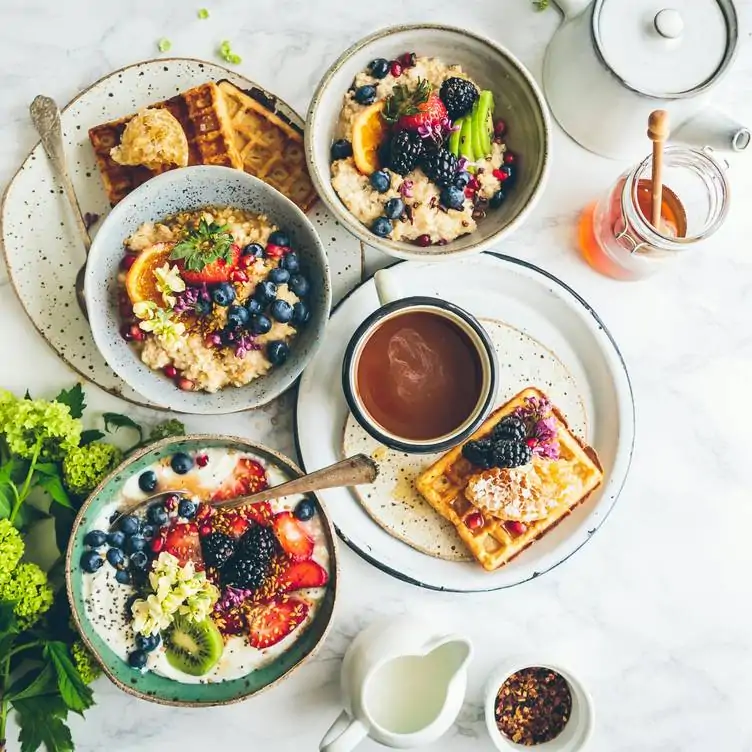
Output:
[319,615,472,751]
[543,0,750,159]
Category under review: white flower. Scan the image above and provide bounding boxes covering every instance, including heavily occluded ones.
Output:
[133,300,158,321]
[131,594,172,636]
[154,263,186,307]
[139,308,186,344]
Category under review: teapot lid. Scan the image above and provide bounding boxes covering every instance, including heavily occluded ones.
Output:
[593,0,738,98]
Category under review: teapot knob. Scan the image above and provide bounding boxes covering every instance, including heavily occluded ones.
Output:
[654,8,684,39]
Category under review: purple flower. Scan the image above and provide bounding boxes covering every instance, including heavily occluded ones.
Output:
[216,586,253,611]
[416,117,458,146]
[399,180,414,198]
[235,332,261,358]
[458,157,469,171]
[514,397,560,460]
[173,287,199,314]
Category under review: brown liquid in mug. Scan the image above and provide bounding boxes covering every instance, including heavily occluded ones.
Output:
[356,311,483,441]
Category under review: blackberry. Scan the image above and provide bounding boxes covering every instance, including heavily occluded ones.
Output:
[492,416,527,443]
[421,148,459,188]
[439,77,479,121]
[491,439,532,469]
[201,532,236,569]
[237,525,278,562]
[461,439,494,469]
[221,556,271,591]
[388,130,424,176]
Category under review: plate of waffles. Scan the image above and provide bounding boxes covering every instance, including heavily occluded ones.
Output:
[1,58,361,408]
[295,254,635,591]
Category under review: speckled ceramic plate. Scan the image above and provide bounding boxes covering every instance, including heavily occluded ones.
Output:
[0,58,361,409]
[66,435,338,707]
[295,254,635,592]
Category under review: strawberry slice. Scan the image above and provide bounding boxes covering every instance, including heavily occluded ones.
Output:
[163,521,203,568]
[179,243,242,285]
[242,501,273,527]
[212,458,268,502]
[398,94,447,132]
[277,560,328,593]
[272,512,314,562]
[248,597,310,649]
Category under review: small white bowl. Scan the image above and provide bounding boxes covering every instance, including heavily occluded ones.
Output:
[484,658,594,752]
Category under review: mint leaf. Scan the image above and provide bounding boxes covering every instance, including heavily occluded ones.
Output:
[45,642,94,714]
[80,429,105,446]
[15,696,74,752]
[36,471,73,509]
[103,412,143,441]
[8,663,57,702]
[54,384,86,419]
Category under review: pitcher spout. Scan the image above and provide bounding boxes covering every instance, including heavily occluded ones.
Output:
[423,635,473,681]
[672,108,750,153]
[550,0,592,21]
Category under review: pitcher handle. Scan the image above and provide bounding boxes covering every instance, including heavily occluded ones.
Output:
[319,711,369,752]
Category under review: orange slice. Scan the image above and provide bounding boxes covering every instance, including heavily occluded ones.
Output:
[352,101,390,175]
[125,242,176,305]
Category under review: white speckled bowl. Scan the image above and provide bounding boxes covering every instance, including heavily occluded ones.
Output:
[85,166,331,414]
[306,24,551,261]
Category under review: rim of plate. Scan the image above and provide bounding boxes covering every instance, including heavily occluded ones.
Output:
[293,253,635,592]
[65,434,339,707]
[0,57,306,411]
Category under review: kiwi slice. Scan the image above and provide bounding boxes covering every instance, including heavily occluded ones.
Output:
[448,117,462,156]
[475,91,495,157]
[458,116,475,162]
[470,101,484,159]
[163,614,224,676]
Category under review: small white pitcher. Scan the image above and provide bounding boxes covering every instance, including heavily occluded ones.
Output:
[319,615,473,751]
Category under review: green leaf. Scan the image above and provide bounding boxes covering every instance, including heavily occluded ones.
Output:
[13,502,47,529]
[15,696,74,752]
[50,506,76,559]
[7,664,58,702]
[54,384,86,419]
[102,412,143,441]
[0,599,19,637]
[36,471,73,509]
[0,458,21,519]
[79,429,105,446]
[169,218,234,271]
[44,642,94,714]
[23,389,32,400]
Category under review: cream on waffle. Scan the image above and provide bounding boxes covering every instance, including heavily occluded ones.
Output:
[415,388,603,572]
[218,81,318,212]
[88,82,242,205]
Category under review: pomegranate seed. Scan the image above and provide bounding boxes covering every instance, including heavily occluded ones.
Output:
[398,52,416,68]
[504,151,516,165]
[177,377,195,392]
[390,61,403,77]
[494,120,507,137]
[229,269,248,283]
[163,365,178,379]
[216,258,227,267]
[130,324,146,342]
[504,520,527,537]
[205,333,222,348]
[164,493,180,511]
[468,177,480,190]
[265,243,286,259]
[120,254,137,271]
[526,438,538,448]
[239,255,255,269]
[200,524,212,536]
[415,234,431,247]
[466,511,484,530]
[151,536,164,553]
[120,324,134,341]
[492,168,508,182]
[196,454,209,468]
[464,187,476,199]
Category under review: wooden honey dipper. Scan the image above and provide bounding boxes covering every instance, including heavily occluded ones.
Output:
[647,110,670,231]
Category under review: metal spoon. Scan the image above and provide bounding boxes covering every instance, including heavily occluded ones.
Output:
[30,94,91,319]
[108,454,379,528]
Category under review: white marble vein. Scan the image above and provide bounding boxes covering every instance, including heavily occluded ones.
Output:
[2,0,752,750]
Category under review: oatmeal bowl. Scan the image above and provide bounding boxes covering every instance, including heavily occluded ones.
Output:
[85,166,330,413]
[306,24,550,260]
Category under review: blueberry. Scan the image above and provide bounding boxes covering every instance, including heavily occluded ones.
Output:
[267,341,290,366]
[138,471,158,493]
[248,314,272,336]
[128,650,148,669]
[141,523,155,540]
[330,139,353,161]
[369,170,391,193]
[292,301,311,327]
[226,304,250,330]
[120,514,141,535]
[354,85,377,105]
[440,185,465,210]
[499,164,515,183]
[130,551,149,570]
[371,217,393,237]
[211,283,236,307]
[368,58,390,79]
[489,189,506,209]
[107,530,126,548]
[254,280,278,305]
[84,530,107,548]
[454,171,471,189]
[270,299,294,324]
[178,499,196,519]
[195,298,213,316]
[280,253,300,273]
[246,298,263,315]
[294,498,315,521]
[136,633,161,652]
[115,569,132,585]
[80,550,103,573]
[384,197,405,220]
[126,535,147,554]
[107,547,125,569]
[288,274,310,297]
[243,242,264,258]
[146,505,167,528]
[171,452,194,475]
[268,230,290,247]
[268,267,290,284]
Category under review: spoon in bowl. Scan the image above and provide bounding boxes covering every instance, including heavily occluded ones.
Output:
[108,454,379,528]
[30,94,91,320]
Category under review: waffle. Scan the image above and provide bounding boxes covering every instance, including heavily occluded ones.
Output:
[218,80,317,212]
[415,388,604,572]
[88,82,243,205]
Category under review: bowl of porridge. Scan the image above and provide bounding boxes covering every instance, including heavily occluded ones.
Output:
[85,166,331,413]
[306,24,551,260]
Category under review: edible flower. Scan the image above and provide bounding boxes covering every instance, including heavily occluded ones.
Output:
[514,396,560,460]
[399,179,414,198]
[234,332,260,359]
[133,300,158,321]
[138,308,186,345]
[154,263,186,307]
[417,116,459,144]
[173,284,211,315]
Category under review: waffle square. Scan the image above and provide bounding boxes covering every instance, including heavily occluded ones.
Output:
[218,81,318,212]
[88,82,243,206]
[415,388,604,572]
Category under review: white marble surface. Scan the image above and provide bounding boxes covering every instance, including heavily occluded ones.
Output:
[2,1,752,750]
